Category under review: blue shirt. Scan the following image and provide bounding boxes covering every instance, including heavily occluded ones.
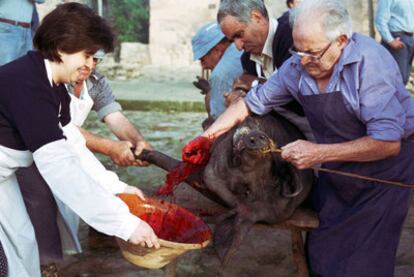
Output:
[375,0,414,43]
[245,33,414,141]
[209,43,243,119]
[0,0,45,23]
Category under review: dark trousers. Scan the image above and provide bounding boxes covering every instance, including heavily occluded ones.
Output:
[382,32,414,85]
[16,164,63,264]
[0,240,7,277]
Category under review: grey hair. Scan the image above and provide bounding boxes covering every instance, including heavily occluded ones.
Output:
[217,0,268,24]
[290,0,353,40]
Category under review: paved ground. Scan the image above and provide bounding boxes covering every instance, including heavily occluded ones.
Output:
[56,185,414,277]
[109,65,204,103]
[54,67,414,276]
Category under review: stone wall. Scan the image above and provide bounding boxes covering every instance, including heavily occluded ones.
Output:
[149,0,378,67]
[36,0,378,79]
[149,0,220,67]
[36,0,91,19]
[98,42,150,80]
[266,0,373,35]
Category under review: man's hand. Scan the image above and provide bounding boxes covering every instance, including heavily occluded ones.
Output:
[224,90,247,107]
[388,37,405,50]
[281,140,323,169]
[232,73,258,92]
[128,221,160,248]
[182,136,214,165]
[192,76,211,95]
[108,140,136,166]
[133,140,153,167]
[123,186,145,200]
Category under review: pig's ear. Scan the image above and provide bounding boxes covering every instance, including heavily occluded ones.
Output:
[231,150,242,167]
[281,164,303,198]
[230,135,244,168]
[213,209,254,265]
[271,153,303,198]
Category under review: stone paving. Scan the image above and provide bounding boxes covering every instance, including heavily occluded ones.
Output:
[54,69,414,276]
[56,185,414,277]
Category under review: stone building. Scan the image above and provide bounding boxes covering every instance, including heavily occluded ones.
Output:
[36,0,377,78]
[149,0,376,67]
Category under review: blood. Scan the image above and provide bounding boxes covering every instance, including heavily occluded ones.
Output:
[156,162,201,196]
[182,136,213,165]
[156,135,213,196]
[118,194,211,244]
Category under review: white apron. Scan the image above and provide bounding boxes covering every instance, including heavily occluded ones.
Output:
[69,82,94,127]
[53,82,95,254]
[0,145,40,277]
[55,82,127,254]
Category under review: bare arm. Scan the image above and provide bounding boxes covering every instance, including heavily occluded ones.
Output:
[104,111,152,165]
[281,136,401,169]
[79,127,137,166]
[104,111,144,142]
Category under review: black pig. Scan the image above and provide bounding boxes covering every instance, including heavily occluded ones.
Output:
[138,113,314,263]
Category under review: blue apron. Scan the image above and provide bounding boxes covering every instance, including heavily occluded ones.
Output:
[297,90,414,277]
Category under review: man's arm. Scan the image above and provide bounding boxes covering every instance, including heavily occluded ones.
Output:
[375,0,404,49]
[85,74,151,166]
[103,111,152,166]
[203,98,250,138]
[78,127,135,166]
[281,137,401,170]
[224,74,266,107]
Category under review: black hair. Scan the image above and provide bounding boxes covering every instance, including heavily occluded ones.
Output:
[33,2,114,62]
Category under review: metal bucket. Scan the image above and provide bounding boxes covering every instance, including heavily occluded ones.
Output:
[117,194,212,269]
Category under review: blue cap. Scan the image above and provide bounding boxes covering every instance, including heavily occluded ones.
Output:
[93,49,106,60]
[192,22,225,61]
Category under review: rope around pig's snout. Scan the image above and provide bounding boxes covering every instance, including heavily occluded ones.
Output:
[262,140,413,189]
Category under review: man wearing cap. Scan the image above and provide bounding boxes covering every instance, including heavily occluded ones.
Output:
[192,22,243,122]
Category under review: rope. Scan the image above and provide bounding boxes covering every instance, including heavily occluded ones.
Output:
[261,141,413,189]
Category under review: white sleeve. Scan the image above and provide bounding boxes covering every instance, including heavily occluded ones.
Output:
[33,139,140,241]
[61,122,127,194]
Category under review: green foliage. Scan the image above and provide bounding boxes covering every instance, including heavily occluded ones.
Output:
[107,0,149,43]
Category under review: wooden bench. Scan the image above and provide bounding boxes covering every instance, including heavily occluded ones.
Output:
[263,208,319,277]
[164,208,319,277]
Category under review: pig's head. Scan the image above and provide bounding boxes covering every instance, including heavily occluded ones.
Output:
[230,124,303,199]
[231,126,274,169]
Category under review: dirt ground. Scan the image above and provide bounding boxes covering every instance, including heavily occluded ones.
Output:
[54,69,414,276]
[55,181,414,277]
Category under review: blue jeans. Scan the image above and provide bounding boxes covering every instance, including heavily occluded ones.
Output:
[0,22,33,66]
[382,33,414,85]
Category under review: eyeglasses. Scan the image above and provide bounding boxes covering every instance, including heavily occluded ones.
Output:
[288,41,333,61]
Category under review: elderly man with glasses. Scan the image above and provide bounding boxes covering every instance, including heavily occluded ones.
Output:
[182,0,414,276]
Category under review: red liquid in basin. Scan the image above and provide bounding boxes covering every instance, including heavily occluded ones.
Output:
[118,194,211,244]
